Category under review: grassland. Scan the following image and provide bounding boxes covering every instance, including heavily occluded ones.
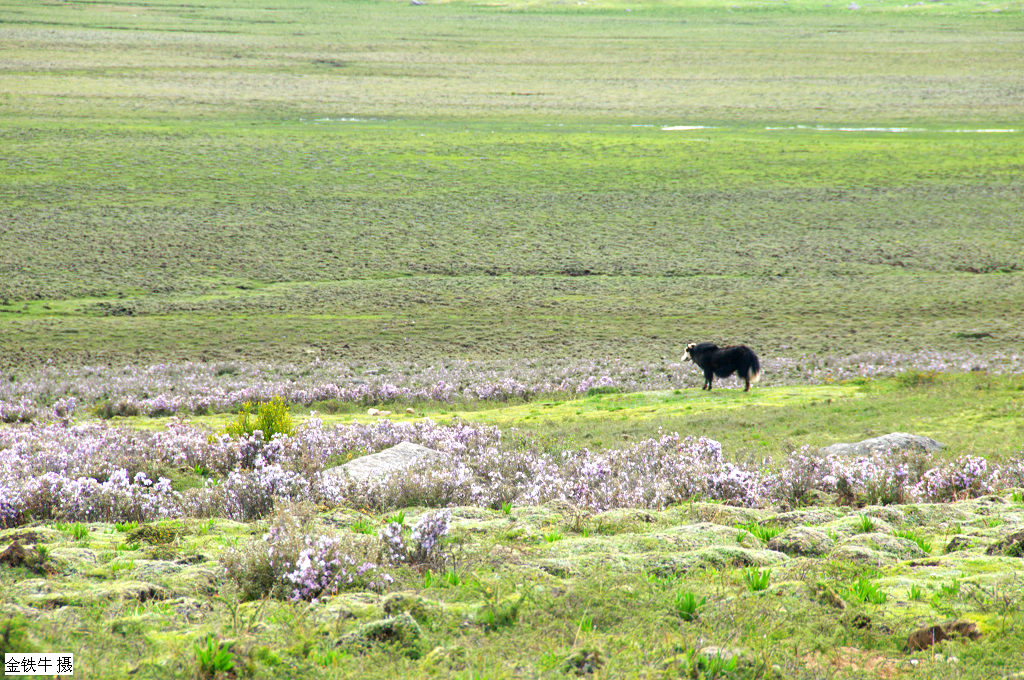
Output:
[2,2,1024,678]
[1,0,1024,366]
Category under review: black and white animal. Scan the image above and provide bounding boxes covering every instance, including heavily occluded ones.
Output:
[683,342,762,391]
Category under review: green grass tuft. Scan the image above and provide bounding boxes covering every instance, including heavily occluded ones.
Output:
[673,590,707,622]
[894,528,932,554]
[743,568,771,592]
[735,522,783,543]
[849,577,887,605]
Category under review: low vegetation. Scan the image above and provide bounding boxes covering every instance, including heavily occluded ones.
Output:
[1,0,1023,677]
[2,488,1023,678]
[0,384,1022,678]
[2,385,1022,526]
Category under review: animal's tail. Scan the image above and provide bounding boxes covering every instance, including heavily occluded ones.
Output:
[747,351,762,384]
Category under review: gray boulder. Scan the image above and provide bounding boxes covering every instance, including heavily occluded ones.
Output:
[820,433,943,458]
[322,441,440,484]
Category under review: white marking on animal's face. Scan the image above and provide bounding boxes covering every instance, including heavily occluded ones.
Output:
[683,343,696,362]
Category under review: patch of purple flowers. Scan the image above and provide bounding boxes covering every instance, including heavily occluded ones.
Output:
[915,455,1000,502]
[222,503,392,602]
[0,417,500,526]
[410,510,452,562]
[284,537,392,602]
[2,415,1022,528]
[377,510,452,565]
[772,447,1008,506]
[378,522,407,564]
[331,433,769,513]
[3,351,1022,420]
[0,397,37,424]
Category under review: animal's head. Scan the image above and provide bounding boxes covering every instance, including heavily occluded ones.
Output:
[683,342,718,363]
[682,342,697,362]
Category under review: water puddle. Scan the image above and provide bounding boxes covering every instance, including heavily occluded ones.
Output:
[298,117,381,124]
[764,125,1017,133]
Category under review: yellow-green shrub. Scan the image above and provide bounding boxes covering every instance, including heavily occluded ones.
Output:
[225,396,294,439]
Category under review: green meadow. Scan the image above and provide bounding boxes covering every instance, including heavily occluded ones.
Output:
[1,0,1023,365]
[3,1,1024,678]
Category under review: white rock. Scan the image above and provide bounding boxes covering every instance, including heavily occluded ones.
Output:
[322,441,440,484]
[819,433,943,458]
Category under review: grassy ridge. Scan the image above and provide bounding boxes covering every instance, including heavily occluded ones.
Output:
[4,122,1024,292]
[477,373,1024,460]
[126,373,1024,462]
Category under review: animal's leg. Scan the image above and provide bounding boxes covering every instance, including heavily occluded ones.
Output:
[704,370,713,390]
